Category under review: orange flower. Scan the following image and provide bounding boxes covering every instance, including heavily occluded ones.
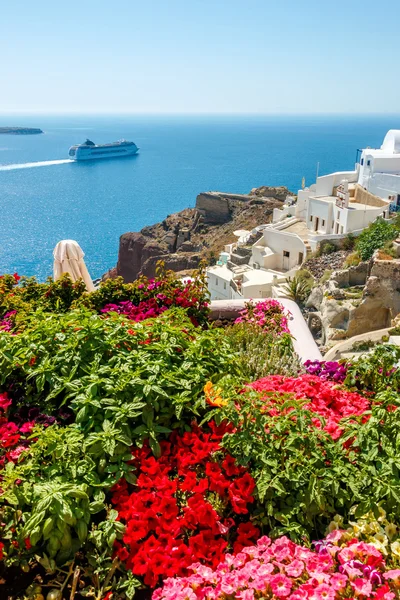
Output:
[204,381,227,407]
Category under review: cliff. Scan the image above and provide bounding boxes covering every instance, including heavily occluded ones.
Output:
[106,186,293,282]
[0,127,43,135]
[306,253,400,347]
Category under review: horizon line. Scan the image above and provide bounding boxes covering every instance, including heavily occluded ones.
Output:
[1,110,400,117]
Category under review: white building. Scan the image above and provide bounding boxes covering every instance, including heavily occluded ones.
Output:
[207,130,398,301]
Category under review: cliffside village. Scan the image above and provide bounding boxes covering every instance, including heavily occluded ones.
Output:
[110,130,400,357]
[207,129,400,301]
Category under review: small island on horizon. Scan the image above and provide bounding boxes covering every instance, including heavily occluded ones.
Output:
[0,127,43,135]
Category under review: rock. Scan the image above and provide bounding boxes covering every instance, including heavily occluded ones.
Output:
[307,255,400,345]
[141,253,201,279]
[195,193,231,224]
[117,233,168,283]
[303,251,351,280]
[306,287,324,310]
[108,189,284,282]
[249,186,294,201]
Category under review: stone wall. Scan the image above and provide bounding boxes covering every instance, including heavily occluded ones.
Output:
[352,184,388,208]
[195,193,231,224]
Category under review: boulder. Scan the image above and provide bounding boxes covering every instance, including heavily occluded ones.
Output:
[195,193,231,224]
[117,233,168,283]
[141,253,201,279]
[249,186,293,201]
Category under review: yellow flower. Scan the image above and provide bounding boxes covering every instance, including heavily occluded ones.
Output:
[374,532,388,546]
[369,540,388,555]
[385,523,398,540]
[391,541,400,558]
[203,381,227,407]
[333,515,343,525]
[328,521,340,532]
[377,506,387,522]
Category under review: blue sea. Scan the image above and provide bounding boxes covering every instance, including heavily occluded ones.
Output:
[1,114,399,281]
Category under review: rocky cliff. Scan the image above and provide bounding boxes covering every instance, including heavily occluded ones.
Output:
[306,253,400,346]
[106,186,293,282]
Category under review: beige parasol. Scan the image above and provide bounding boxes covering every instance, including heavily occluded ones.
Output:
[53,240,95,292]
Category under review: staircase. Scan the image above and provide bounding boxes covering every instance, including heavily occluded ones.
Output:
[303,240,312,260]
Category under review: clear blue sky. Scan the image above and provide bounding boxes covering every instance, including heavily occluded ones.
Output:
[1,0,399,114]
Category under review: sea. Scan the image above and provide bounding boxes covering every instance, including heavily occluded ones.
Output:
[1,114,399,281]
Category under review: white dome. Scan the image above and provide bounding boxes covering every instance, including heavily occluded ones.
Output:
[381,130,400,154]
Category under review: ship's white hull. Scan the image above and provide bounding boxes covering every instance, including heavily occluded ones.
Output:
[71,144,138,161]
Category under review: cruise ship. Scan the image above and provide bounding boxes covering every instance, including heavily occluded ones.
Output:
[68,139,139,160]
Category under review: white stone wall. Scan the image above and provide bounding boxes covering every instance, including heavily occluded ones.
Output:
[307,198,333,233]
[315,169,358,196]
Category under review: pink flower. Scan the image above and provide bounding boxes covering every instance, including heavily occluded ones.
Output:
[7,445,25,461]
[0,393,12,412]
[285,560,304,578]
[269,574,292,597]
[383,569,400,584]
[330,572,348,590]
[19,421,35,433]
[351,578,372,596]
[314,583,335,600]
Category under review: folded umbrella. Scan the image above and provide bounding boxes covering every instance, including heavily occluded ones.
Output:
[53,240,95,292]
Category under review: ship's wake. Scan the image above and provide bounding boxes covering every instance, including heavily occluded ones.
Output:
[0,159,74,171]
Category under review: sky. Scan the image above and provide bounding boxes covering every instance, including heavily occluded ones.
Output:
[1,0,400,115]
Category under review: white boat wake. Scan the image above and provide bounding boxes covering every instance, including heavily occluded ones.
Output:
[0,159,74,171]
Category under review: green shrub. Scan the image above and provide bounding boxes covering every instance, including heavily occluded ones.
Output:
[355,218,397,261]
[281,276,311,305]
[341,233,356,251]
[223,324,301,381]
[319,269,332,284]
[343,252,362,268]
[0,309,237,453]
[320,242,337,255]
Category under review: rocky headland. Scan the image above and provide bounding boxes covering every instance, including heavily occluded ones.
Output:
[105,186,293,282]
[0,127,43,135]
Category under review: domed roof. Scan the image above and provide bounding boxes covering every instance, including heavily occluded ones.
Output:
[381,130,400,154]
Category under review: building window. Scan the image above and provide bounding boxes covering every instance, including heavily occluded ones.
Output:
[283,251,290,258]
[309,215,313,222]
[322,219,325,227]
[215,277,218,286]
[361,158,364,166]
[331,221,334,229]
[367,160,371,166]
[224,282,226,290]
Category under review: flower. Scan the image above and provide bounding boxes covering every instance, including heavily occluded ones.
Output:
[269,574,292,597]
[112,425,258,587]
[204,382,227,408]
[0,393,12,413]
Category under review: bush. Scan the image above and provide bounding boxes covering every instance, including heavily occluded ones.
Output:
[341,233,356,251]
[320,242,337,255]
[223,324,300,381]
[355,218,397,261]
[343,252,362,268]
[319,269,333,284]
[217,373,400,540]
[0,309,237,451]
[281,276,312,305]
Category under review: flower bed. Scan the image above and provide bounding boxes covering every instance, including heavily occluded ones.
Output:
[1,269,400,599]
[250,373,370,439]
[112,423,259,588]
[155,534,400,600]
